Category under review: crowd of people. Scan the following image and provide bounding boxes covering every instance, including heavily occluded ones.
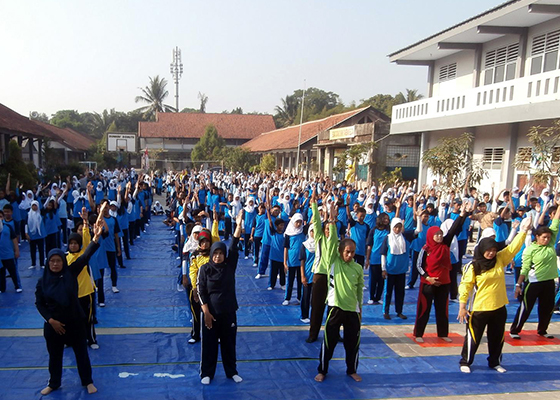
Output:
[2,166,560,393]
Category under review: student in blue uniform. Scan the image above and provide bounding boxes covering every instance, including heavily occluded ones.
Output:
[250,203,266,268]
[283,213,305,305]
[98,199,121,305]
[267,204,286,290]
[365,213,390,304]
[243,197,257,259]
[348,207,370,267]
[26,200,46,269]
[0,207,22,293]
[42,198,61,264]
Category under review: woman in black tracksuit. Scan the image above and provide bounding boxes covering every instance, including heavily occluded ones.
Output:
[197,211,243,385]
[35,219,103,396]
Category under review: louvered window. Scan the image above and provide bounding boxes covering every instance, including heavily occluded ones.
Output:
[483,43,518,85]
[483,147,504,170]
[530,29,560,75]
[439,63,457,81]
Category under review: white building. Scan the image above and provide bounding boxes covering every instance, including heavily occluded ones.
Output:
[389,0,560,190]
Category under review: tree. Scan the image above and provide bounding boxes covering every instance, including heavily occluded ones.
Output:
[29,112,49,123]
[396,88,424,103]
[380,167,403,187]
[0,140,37,189]
[359,94,400,117]
[191,125,225,163]
[222,147,258,172]
[514,120,560,185]
[274,95,300,127]
[259,153,276,172]
[180,107,199,113]
[198,92,209,113]
[422,132,488,191]
[135,75,176,120]
[50,110,93,134]
[89,108,119,138]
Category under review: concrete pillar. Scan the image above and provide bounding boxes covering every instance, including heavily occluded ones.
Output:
[317,147,324,176]
[505,123,519,188]
[281,153,285,172]
[327,147,334,178]
[29,138,34,160]
[288,152,293,174]
[306,149,311,179]
[64,148,69,164]
[38,139,43,167]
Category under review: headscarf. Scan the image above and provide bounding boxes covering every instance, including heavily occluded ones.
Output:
[41,249,82,320]
[50,183,58,197]
[365,197,375,215]
[278,192,291,215]
[357,190,366,204]
[197,228,212,256]
[440,219,459,261]
[472,237,499,275]
[27,200,43,236]
[303,224,315,252]
[208,242,228,268]
[388,218,406,255]
[109,200,118,218]
[423,226,451,274]
[244,197,255,213]
[67,233,83,253]
[19,190,34,210]
[183,225,202,254]
[285,213,304,236]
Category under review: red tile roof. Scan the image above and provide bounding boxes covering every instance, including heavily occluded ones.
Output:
[138,112,276,140]
[0,103,53,138]
[243,107,373,152]
[34,120,95,151]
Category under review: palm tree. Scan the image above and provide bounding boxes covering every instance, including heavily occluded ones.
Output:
[396,88,424,104]
[88,108,118,138]
[135,75,176,120]
[274,95,300,127]
[198,92,209,113]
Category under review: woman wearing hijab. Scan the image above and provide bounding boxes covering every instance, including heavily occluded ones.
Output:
[458,216,532,373]
[42,197,61,264]
[26,200,46,269]
[300,224,316,323]
[19,190,35,240]
[283,213,305,306]
[243,197,257,259]
[413,202,470,342]
[365,213,390,305]
[510,202,560,340]
[380,212,419,320]
[35,215,104,395]
[197,211,243,385]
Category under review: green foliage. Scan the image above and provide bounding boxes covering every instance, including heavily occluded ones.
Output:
[180,107,199,113]
[422,132,482,191]
[380,167,403,186]
[50,110,93,134]
[198,92,208,113]
[191,125,225,163]
[259,154,276,172]
[30,112,49,123]
[222,147,258,172]
[135,75,176,120]
[359,94,401,117]
[0,140,37,189]
[222,107,243,114]
[514,120,560,185]
[274,95,300,127]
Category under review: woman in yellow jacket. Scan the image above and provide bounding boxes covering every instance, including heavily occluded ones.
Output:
[457,216,532,374]
[188,216,219,344]
[68,207,100,349]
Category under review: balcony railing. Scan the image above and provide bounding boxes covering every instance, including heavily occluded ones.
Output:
[392,69,560,124]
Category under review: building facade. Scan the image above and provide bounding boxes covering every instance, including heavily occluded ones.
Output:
[389,0,560,189]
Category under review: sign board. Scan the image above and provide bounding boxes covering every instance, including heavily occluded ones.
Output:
[107,133,137,152]
[329,126,355,140]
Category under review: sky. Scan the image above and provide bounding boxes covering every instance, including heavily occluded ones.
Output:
[0,0,501,118]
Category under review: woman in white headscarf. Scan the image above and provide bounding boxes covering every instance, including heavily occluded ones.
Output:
[282,213,305,306]
[380,216,418,320]
[242,197,257,259]
[300,224,316,323]
[26,200,46,269]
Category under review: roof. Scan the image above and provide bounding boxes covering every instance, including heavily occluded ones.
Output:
[0,103,53,139]
[388,0,560,62]
[33,120,95,151]
[242,107,383,153]
[138,112,276,140]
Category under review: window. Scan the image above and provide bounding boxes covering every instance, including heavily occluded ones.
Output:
[530,29,560,75]
[483,147,504,170]
[484,43,518,85]
[439,63,457,81]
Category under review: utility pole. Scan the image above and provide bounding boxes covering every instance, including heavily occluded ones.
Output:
[295,79,306,176]
[170,46,183,112]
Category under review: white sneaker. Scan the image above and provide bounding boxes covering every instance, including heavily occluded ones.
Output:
[460,366,471,373]
[177,284,184,292]
[16,288,23,293]
[90,343,100,350]
[509,333,520,340]
[28,265,36,270]
[280,285,286,290]
[201,377,211,385]
[252,263,257,267]
[188,338,197,344]
[255,274,262,279]
[176,256,181,260]
[244,256,249,260]
[404,285,411,290]
[282,300,289,306]
[267,287,273,291]
[554,310,560,315]
[99,303,105,307]
[494,365,507,373]
[112,287,120,293]
[231,375,243,383]
[415,337,424,343]
[367,300,374,305]
[300,318,310,323]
